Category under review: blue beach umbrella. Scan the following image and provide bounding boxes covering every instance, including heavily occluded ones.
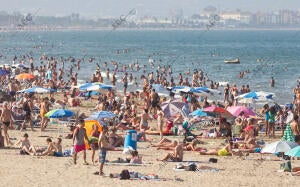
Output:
[45,109,75,118]
[285,146,300,157]
[0,69,10,76]
[152,84,166,92]
[79,83,95,91]
[86,84,113,91]
[18,86,56,94]
[86,111,117,121]
[171,86,192,93]
[189,109,209,117]
[235,91,275,103]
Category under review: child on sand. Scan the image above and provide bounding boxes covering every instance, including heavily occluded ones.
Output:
[15,133,35,155]
[73,119,89,165]
[98,126,110,176]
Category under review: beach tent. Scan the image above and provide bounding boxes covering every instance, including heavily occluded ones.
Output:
[84,119,103,137]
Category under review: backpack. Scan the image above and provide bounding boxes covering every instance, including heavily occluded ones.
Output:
[120,169,130,180]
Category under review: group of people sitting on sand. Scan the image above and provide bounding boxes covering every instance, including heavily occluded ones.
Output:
[15,133,63,156]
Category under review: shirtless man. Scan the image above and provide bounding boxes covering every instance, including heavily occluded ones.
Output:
[35,138,57,156]
[157,141,183,162]
[0,102,12,146]
[290,115,300,136]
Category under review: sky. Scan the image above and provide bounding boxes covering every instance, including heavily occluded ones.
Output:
[1,0,300,18]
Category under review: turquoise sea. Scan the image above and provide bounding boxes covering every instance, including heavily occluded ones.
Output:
[0,30,299,104]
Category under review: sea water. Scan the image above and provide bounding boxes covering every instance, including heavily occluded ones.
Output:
[0,29,299,104]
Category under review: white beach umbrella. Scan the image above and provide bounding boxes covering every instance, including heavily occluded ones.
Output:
[261,141,298,154]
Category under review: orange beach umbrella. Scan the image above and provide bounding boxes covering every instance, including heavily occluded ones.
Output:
[15,73,35,80]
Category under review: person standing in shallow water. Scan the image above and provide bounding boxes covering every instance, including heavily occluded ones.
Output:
[270,77,275,87]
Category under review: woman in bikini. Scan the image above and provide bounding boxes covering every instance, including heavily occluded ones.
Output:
[0,102,12,146]
[40,98,48,131]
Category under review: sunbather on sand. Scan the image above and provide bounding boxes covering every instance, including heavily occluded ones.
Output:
[15,133,36,155]
[151,138,173,147]
[157,141,183,162]
[152,138,204,151]
[199,143,234,156]
[109,127,124,148]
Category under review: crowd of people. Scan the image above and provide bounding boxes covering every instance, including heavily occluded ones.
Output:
[0,53,300,177]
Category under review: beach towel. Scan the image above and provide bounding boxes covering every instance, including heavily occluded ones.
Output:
[173,168,220,172]
[282,123,295,142]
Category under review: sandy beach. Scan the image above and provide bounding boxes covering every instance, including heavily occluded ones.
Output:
[1,112,299,187]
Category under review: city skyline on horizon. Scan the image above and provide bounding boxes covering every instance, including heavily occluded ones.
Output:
[0,0,300,19]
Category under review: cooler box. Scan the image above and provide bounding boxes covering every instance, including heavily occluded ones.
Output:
[124,130,137,150]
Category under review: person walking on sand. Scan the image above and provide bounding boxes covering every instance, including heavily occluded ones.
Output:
[73,119,89,165]
[98,126,110,176]
[0,102,13,146]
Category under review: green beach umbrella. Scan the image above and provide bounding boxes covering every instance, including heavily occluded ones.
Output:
[285,146,300,157]
[282,123,295,142]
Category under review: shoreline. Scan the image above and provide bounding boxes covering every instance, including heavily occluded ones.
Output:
[2,27,300,32]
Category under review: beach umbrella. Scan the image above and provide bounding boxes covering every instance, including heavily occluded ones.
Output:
[235,91,275,103]
[0,69,10,76]
[227,106,256,117]
[203,106,233,118]
[152,84,166,92]
[79,82,95,91]
[45,109,75,118]
[261,141,298,154]
[171,86,192,93]
[282,123,295,142]
[85,111,117,120]
[17,86,56,94]
[189,109,209,117]
[285,146,300,157]
[160,98,185,117]
[86,84,113,91]
[15,73,35,80]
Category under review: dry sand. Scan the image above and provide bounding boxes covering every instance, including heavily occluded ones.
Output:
[0,100,299,187]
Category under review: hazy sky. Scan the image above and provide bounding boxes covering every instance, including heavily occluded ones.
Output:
[1,0,300,18]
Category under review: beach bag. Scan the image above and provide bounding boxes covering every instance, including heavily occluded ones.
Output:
[280,161,291,172]
[120,169,130,180]
[209,158,218,163]
[188,163,197,171]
